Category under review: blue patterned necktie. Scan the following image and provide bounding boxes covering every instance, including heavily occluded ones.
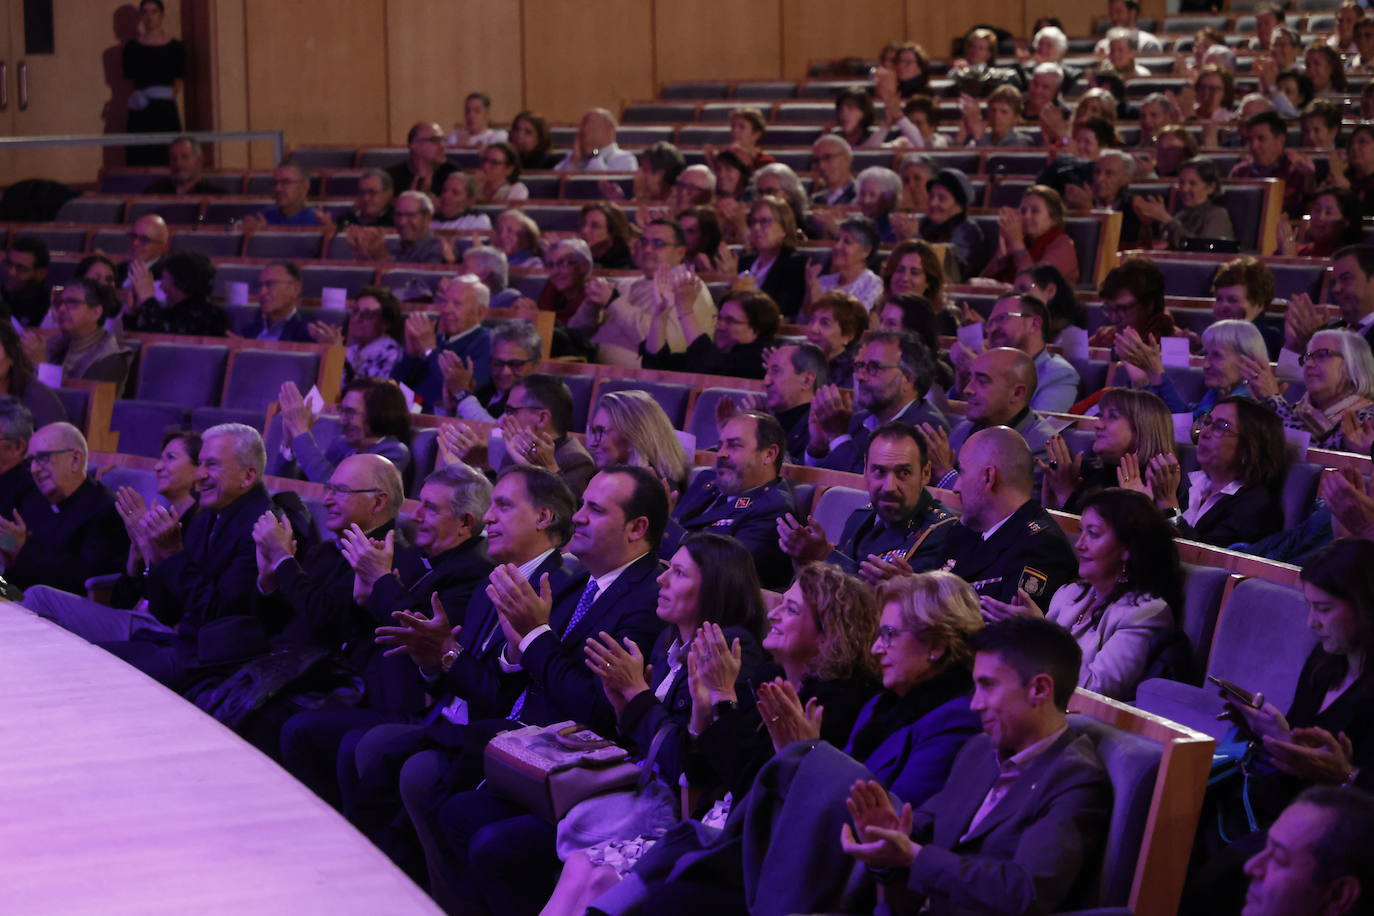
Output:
[508,579,600,720]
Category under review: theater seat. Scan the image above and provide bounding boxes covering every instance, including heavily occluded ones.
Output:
[799,80,867,99]
[55,198,125,223]
[1135,576,1316,739]
[191,405,268,432]
[169,230,244,258]
[111,400,193,457]
[811,486,867,542]
[677,125,731,146]
[52,387,87,429]
[762,125,824,147]
[223,350,321,411]
[562,174,633,201]
[1217,184,1268,253]
[128,199,201,226]
[686,387,760,451]
[407,427,439,497]
[301,264,379,299]
[1281,462,1323,530]
[204,199,273,225]
[1177,562,1231,684]
[288,147,359,170]
[659,81,730,100]
[561,374,596,435]
[135,343,230,407]
[18,226,88,254]
[617,126,675,146]
[733,81,798,100]
[100,465,160,509]
[244,231,325,260]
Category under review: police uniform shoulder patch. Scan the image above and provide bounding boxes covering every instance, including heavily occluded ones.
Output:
[1026,519,1046,534]
[712,518,733,527]
[1019,567,1049,597]
[734,497,751,509]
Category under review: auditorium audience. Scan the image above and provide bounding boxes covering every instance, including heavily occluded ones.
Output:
[42,280,127,386]
[808,330,946,474]
[1305,43,1348,96]
[1247,329,1374,452]
[509,110,558,170]
[676,205,724,272]
[985,487,1181,700]
[487,374,595,497]
[535,238,596,328]
[270,378,411,483]
[808,216,884,311]
[1133,156,1236,250]
[670,410,793,588]
[493,209,544,269]
[918,168,986,282]
[1089,256,1182,351]
[751,163,812,239]
[855,167,903,243]
[1231,110,1315,218]
[1,421,126,595]
[331,169,396,230]
[392,273,492,412]
[1240,787,1374,916]
[569,219,715,369]
[578,202,636,271]
[0,398,35,519]
[128,250,227,337]
[728,195,809,319]
[1041,387,1176,514]
[782,421,957,578]
[981,185,1079,285]
[1012,263,1086,340]
[555,108,637,172]
[440,318,541,421]
[348,190,444,264]
[244,261,312,342]
[1280,187,1363,260]
[441,532,768,916]
[583,390,689,496]
[388,121,455,196]
[803,291,868,390]
[1211,257,1285,359]
[252,163,320,228]
[143,136,226,195]
[447,91,507,149]
[0,323,65,429]
[810,135,857,206]
[642,289,778,379]
[960,85,1033,148]
[1117,318,1267,419]
[461,245,518,310]
[1190,538,1374,912]
[963,294,1080,413]
[431,171,490,232]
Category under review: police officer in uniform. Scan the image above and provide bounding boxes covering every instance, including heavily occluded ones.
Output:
[779,422,957,581]
[938,426,1076,606]
[668,411,795,589]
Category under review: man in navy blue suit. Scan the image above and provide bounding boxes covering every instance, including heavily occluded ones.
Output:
[392,274,493,413]
[242,261,314,342]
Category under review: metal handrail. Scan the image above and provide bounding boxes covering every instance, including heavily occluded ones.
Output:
[0,130,285,165]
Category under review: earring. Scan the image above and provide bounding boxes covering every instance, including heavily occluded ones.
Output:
[928,652,938,662]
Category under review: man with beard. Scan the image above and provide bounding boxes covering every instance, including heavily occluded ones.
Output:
[669,411,794,589]
[778,422,956,582]
[807,329,947,474]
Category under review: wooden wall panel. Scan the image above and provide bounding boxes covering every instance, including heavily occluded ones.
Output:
[906,0,1028,60]
[1023,0,1092,47]
[782,0,904,78]
[196,0,255,167]
[522,0,653,123]
[386,0,523,143]
[653,0,782,87]
[242,0,388,148]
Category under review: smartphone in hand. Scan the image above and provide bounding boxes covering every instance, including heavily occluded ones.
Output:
[1208,674,1260,709]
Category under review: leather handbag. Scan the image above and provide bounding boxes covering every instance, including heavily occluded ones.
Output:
[483,720,641,822]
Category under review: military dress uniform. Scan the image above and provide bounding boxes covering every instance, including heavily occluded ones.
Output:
[668,470,796,590]
[827,489,959,575]
[937,499,1077,604]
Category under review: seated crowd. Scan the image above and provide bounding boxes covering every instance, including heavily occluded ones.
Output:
[9,3,1374,914]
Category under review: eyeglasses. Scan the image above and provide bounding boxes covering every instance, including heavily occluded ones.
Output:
[353,309,383,320]
[337,407,362,419]
[1195,412,1239,438]
[492,357,535,371]
[255,279,295,289]
[1102,302,1139,318]
[716,314,748,326]
[988,311,1030,326]
[506,403,544,414]
[747,217,778,228]
[413,136,445,145]
[482,156,509,167]
[854,360,902,376]
[641,237,677,249]
[875,625,925,648]
[675,181,711,193]
[1299,348,1343,366]
[395,210,425,219]
[548,258,583,269]
[322,483,381,496]
[52,296,91,311]
[30,448,75,466]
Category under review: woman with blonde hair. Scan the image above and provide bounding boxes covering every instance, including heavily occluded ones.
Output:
[1041,387,1176,513]
[1245,328,1374,451]
[585,389,689,495]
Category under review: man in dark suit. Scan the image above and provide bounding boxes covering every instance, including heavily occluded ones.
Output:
[807,330,947,474]
[840,617,1111,916]
[94,424,274,689]
[242,261,314,342]
[670,411,795,589]
[767,343,825,463]
[780,422,957,580]
[392,275,493,413]
[276,459,497,806]
[1,236,53,328]
[939,426,1076,607]
[362,465,666,903]
[3,422,126,596]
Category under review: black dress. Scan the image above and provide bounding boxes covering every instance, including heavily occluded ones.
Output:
[123,39,185,166]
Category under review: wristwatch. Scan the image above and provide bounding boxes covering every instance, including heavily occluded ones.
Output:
[712,699,738,720]
[440,644,462,672]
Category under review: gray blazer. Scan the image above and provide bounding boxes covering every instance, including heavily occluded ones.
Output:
[903,729,1111,915]
[271,431,411,484]
[945,408,1058,488]
[1031,350,1081,414]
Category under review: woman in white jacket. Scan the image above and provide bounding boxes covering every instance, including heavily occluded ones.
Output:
[980,487,1183,700]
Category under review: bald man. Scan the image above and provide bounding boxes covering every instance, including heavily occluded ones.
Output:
[936,426,1076,605]
[5,422,127,596]
[926,347,1058,489]
[388,121,457,195]
[118,213,170,302]
[555,107,638,171]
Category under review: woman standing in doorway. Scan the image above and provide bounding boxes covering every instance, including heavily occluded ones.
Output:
[124,0,185,166]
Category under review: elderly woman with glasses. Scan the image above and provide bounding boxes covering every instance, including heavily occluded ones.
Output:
[1243,329,1374,451]
[269,376,412,483]
[719,195,809,319]
[1137,395,1287,547]
[337,285,405,385]
[1117,319,1269,422]
[806,216,884,312]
